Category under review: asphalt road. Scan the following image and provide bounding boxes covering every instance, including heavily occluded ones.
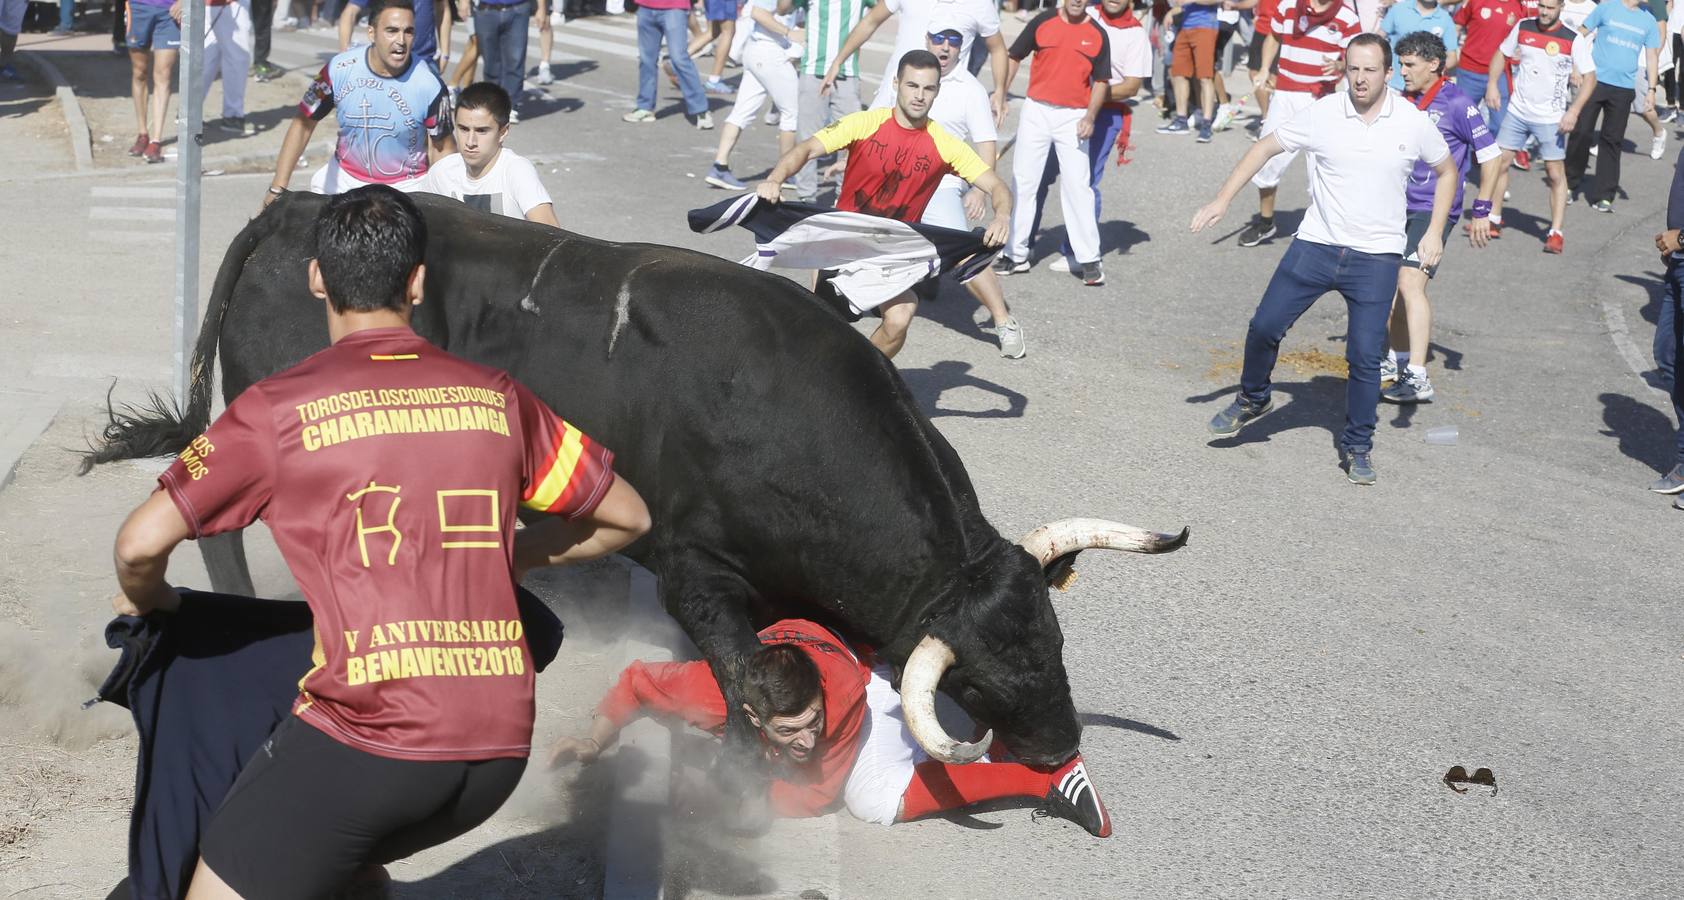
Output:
[3,14,1683,898]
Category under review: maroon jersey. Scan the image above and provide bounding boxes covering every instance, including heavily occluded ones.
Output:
[159,327,614,761]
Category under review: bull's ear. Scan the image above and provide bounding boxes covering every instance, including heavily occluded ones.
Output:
[1042,553,1080,592]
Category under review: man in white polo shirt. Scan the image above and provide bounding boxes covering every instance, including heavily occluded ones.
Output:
[1190,34,1457,485]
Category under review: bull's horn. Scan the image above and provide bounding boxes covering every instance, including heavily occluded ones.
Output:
[1018,517,1190,568]
[900,635,992,765]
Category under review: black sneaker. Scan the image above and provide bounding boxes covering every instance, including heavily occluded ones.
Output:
[1081,260,1105,286]
[993,256,1030,275]
[1156,116,1190,135]
[1341,449,1377,485]
[1039,755,1111,838]
[1238,217,1276,247]
[1208,396,1274,436]
[1648,463,1684,494]
[253,61,283,82]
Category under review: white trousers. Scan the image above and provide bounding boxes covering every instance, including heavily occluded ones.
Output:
[726,39,798,132]
[919,176,970,230]
[310,156,428,194]
[1008,99,1100,264]
[1250,88,1317,190]
[843,664,994,825]
[203,0,253,119]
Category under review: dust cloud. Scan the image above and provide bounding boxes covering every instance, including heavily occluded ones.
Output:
[0,627,130,751]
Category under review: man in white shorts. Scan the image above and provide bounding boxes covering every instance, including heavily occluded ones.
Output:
[423,82,558,225]
[706,0,803,190]
[261,0,454,209]
[548,626,1112,837]
[821,0,1011,124]
[896,22,1026,358]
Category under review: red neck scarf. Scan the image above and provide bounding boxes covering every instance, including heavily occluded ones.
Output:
[1301,0,1345,31]
[1405,76,1448,110]
[1095,5,1141,28]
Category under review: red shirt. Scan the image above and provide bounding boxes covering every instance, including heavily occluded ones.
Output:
[1256,0,1284,35]
[814,108,990,222]
[1271,0,1362,94]
[160,327,614,761]
[1008,9,1113,109]
[1454,0,1527,74]
[597,619,870,818]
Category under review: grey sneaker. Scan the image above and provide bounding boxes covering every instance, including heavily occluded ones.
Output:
[1648,463,1684,494]
[214,116,254,135]
[1238,217,1277,247]
[1380,355,1398,385]
[705,163,747,190]
[690,111,715,130]
[1592,198,1614,213]
[1381,368,1434,403]
[993,256,1030,275]
[1157,117,1191,135]
[1081,260,1105,286]
[622,108,657,123]
[1341,449,1377,485]
[996,316,1026,359]
[1208,397,1275,436]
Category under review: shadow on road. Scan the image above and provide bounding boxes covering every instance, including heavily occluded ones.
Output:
[1599,391,1676,473]
[1185,375,1346,446]
[1198,207,1304,247]
[1078,711,1180,741]
[1614,271,1666,327]
[901,359,1028,419]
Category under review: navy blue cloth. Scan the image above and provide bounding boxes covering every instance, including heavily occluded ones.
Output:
[98,587,563,900]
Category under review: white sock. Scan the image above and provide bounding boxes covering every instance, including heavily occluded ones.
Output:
[1407,363,1428,378]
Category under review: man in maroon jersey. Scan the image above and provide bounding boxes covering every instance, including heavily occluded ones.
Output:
[110,185,651,899]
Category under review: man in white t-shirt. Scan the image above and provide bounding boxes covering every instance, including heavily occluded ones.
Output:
[423,82,559,225]
[821,0,1010,123]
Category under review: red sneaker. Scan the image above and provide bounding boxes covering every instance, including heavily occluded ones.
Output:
[1041,755,1112,838]
[1513,150,1532,171]
[127,133,149,157]
[1544,231,1564,254]
[143,141,163,164]
[1463,219,1502,239]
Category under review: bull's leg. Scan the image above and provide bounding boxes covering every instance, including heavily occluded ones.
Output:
[198,529,256,597]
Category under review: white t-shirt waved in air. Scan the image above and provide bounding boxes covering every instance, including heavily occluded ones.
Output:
[423,148,556,223]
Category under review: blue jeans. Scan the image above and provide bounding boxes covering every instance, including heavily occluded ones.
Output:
[1028,106,1126,258]
[58,0,74,30]
[637,6,706,116]
[1663,259,1684,464]
[1240,239,1402,454]
[474,2,532,106]
[1454,66,1510,135]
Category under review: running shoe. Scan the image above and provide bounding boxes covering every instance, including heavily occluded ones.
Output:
[1381,368,1434,403]
[996,316,1027,359]
[1156,116,1190,135]
[1648,463,1684,494]
[0,64,23,81]
[992,256,1030,275]
[1592,198,1614,213]
[550,8,564,24]
[705,163,747,190]
[622,108,657,123]
[1340,449,1377,485]
[535,63,554,85]
[1238,217,1276,247]
[1512,150,1531,171]
[1652,130,1668,160]
[689,111,714,130]
[1380,355,1397,385]
[1196,123,1213,143]
[508,108,521,124]
[252,61,282,82]
[1661,106,1678,123]
[214,116,254,135]
[143,141,163,164]
[127,133,150,157]
[1212,102,1236,132]
[1544,230,1564,254]
[764,106,778,126]
[1082,261,1105,286]
[1208,396,1275,436]
[1039,756,1111,838]
[705,77,732,95]
[1245,118,1262,142]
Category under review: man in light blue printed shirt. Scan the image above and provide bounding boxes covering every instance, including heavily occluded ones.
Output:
[1565,0,1662,210]
[1377,0,1459,90]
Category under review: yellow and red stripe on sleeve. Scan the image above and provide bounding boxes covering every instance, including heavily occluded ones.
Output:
[522,420,588,513]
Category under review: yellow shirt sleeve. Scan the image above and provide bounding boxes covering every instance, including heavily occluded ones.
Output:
[926,121,990,184]
[813,108,894,155]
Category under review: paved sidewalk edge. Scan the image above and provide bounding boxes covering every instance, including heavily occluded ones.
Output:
[603,563,678,900]
[0,394,63,491]
[17,50,93,172]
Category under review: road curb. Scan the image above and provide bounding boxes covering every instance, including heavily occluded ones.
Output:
[0,392,63,492]
[17,50,93,172]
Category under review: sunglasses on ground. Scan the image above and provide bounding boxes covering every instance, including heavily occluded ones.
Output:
[1442,766,1497,795]
[927,32,963,46]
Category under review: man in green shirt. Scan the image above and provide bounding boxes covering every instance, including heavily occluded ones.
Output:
[792,0,875,201]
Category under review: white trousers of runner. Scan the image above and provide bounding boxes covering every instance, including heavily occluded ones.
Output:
[1008,99,1100,265]
[843,663,995,825]
[310,157,428,195]
[919,176,971,230]
[727,40,799,132]
[203,0,253,120]
[1250,88,1317,189]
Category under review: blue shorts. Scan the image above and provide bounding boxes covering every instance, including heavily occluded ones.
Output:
[1495,111,1565,161]
[127,1,182,50]
[703,0,736,21]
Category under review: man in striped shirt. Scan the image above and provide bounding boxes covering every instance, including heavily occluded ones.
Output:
[792,0,875,201]
[1238,0,1361,247]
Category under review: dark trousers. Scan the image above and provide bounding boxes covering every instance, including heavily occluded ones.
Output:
[251,0,274,65]
[111,0,125,46]
[1663,259,1684,465]
[475,1,532,104]
[1565,82,1635,205]
[1241,239,1402,453]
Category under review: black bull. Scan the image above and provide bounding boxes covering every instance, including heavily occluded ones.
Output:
[87,192,1188,768]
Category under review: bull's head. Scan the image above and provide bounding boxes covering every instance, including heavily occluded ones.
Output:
[899,519,1189,768]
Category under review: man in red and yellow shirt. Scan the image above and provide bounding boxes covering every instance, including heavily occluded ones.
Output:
[755,49,1014,359]
[110,186,650,899]
[550,621,1113,837]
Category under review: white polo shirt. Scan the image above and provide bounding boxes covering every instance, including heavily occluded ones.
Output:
[1272,91,1451,256]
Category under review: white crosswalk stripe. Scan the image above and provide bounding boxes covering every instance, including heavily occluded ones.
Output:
[87,183,176,241]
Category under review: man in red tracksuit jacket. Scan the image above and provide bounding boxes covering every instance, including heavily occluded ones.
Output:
[548,618,1111,836]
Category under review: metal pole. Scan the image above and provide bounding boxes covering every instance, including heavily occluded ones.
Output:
[172,0,205,404]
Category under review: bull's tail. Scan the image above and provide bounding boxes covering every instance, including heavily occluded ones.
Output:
[79,199,286,474]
